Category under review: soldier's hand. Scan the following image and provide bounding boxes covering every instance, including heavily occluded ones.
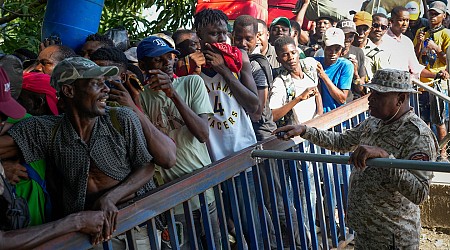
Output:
[349,145,390,170]
[273,125,306,140]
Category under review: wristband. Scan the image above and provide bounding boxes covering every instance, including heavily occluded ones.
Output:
[300,125,307,136]
[6,113,32,124]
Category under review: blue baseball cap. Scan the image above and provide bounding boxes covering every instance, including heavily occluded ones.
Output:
[137,36,180,60]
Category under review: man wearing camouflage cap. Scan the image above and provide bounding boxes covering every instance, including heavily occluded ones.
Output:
[275,68,438,249]
[0,57,159,246]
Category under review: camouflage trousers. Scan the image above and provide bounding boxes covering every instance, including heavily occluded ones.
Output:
[354,233,419,250]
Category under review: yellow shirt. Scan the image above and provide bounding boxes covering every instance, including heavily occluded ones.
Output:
[413,27,450,84]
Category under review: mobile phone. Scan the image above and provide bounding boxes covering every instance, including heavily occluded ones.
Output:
[105,79,121,90]
[128,74,145,91]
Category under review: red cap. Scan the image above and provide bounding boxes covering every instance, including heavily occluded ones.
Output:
[0,67,26,119]
[22,72,59,115]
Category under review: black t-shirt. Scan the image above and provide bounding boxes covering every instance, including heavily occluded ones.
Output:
[343,45,366,101]
[250,59,277,141]
[405,18,429,41]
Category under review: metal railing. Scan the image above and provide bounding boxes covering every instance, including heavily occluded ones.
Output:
[412,79,450,150]
[35,95,371,250]
[35,89,450,250]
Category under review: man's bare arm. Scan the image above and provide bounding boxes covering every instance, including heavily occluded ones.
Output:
[317,63,349,104]
[93,162,155,240]
[145,69,210,143]
[0,135,19,159]
[272,87,317,121]
[171,91,210,142]
[295,0,309,25]
[108,81,177,169]
[250,88,267,122]
[0,211,104,249]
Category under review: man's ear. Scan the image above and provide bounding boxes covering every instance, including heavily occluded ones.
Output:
[398,92,407,104]
[138,60,147,72]
[276,55,281,64]
[61,84,74,99]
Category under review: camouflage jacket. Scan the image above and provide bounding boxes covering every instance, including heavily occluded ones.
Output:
[303,110,438,248]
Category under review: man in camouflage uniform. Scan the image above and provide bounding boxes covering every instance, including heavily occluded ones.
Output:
[275,68,438,249]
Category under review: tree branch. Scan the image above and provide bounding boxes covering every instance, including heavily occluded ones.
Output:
[0,0,46,25]
[0,6,34,17]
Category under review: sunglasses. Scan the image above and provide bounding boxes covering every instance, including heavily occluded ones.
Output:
[372,23,388,30]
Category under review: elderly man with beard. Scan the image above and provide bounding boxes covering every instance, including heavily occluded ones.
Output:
[275,68,438,249]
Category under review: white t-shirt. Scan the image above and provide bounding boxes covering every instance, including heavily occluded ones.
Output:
[200,72,257,162]
[270,70,319,124]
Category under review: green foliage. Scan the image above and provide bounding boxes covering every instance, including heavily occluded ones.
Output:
[0,0,46,54]
[0,0,196,54]
[145,0,195,33]
[98,7,154,45]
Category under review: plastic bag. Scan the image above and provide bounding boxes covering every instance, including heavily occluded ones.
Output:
[104,27,130,51]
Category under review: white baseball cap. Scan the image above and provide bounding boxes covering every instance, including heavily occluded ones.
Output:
[322,27,345,47]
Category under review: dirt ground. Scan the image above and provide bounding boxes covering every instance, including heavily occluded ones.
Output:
[338,227,450,249]
[420,228,450,250]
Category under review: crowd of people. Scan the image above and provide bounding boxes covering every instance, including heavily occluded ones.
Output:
[0,0,448,249]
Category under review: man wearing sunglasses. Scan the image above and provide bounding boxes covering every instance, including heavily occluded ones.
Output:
[353,11,372,50]
[363,13,390,80]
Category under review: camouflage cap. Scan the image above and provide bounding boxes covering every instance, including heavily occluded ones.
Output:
[365,68,418,93]
[50,57,119,94]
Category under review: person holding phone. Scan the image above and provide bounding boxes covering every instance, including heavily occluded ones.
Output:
[136,36,220,249]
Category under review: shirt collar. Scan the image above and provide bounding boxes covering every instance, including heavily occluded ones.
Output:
[387,29,403,42]
[376,109,415,132]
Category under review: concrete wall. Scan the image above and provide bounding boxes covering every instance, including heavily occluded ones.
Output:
[421,182,450,229]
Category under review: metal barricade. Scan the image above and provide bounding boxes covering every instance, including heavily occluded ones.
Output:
[35,96,370,250]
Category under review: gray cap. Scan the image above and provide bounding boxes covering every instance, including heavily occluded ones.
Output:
[51,57,119,94]
[429,1,447,14]
[336,20,357,35]
[124,47,138,63]
[365,68,418,93]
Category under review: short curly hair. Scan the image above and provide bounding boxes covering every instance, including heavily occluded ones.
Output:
[90,47,128,72]
[273,36,296,54]
[194,8,228,31]
[85,33,114,48]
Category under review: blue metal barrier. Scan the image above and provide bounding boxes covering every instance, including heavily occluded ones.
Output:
[36,96,373,250]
